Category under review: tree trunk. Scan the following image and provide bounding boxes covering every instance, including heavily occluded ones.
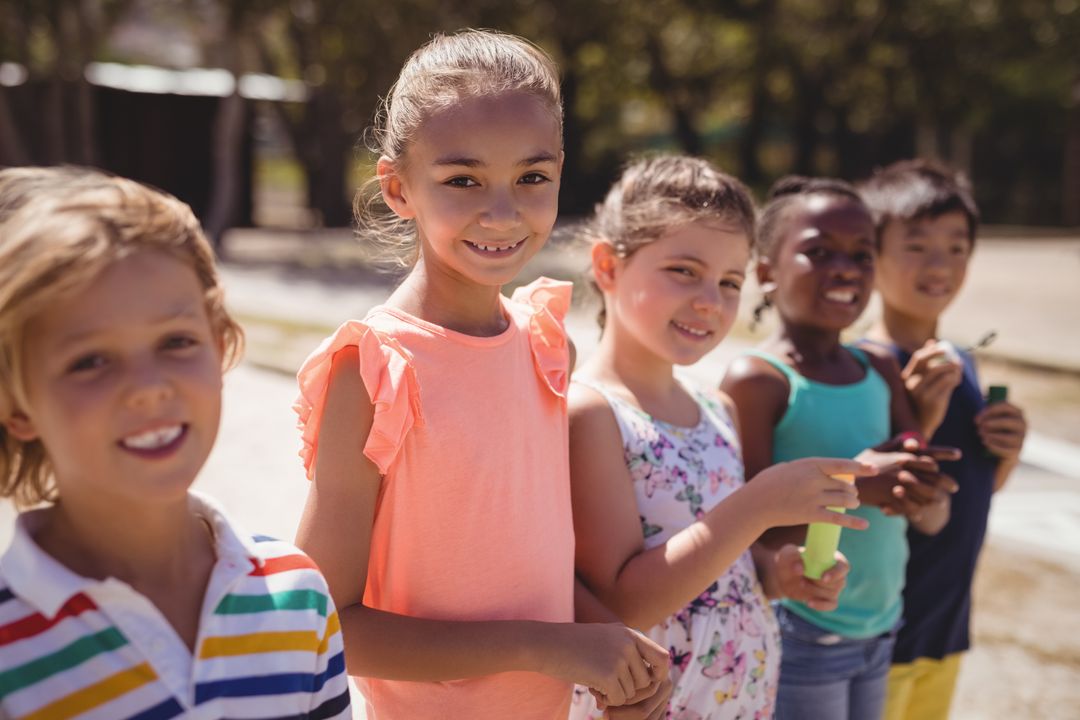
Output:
[792,72,822,175]
[1064,78,1080,226]
[739,73,768,186]
[645,35,703,157]
[204,87,247,248]
[304,88,351,227]
[0,86,29,166]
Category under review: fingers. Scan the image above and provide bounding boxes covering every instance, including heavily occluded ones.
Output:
[918,444,963,462]
[606,678,672,720]
[981,431,1024,458]
[644,677,673,720]
[821,488,861,510]
[977,401,1024,423]
[812,458,879,478]
[626,648,652,694]
[815,508,869,530]
[632,632,671,680]
[778,546,848,610]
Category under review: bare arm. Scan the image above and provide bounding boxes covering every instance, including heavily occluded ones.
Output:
[864,350,952,535]
[570,384,866,631]
[294,347,665,703]
[720,357,804,548]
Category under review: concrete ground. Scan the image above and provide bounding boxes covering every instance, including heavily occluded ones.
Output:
[1,229,1077,718]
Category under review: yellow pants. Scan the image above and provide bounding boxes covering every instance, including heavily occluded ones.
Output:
[884,653,963,720]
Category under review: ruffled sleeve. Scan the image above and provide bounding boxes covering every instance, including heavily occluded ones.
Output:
[510,277,573,399]
[293,320,423,479]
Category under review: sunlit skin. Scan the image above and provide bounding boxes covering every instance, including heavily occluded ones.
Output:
[758,194,877,383]
[589,220,750,423]
[2,250,223,647]
[569,218,872,651]
[724,192,957,545]
[873,210,972,350]
[378,91,563,336]
[867,210,1026,487]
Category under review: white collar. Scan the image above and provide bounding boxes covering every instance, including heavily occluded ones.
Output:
[0,490,263,619]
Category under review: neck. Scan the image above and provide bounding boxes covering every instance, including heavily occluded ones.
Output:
[390,260,507,336]
[586,318,681,402]
[869,304,939,353]
[33,491,211,587]
[770,321,845,364]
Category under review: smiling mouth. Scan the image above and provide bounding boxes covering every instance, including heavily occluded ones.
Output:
[671,320,712,339]
[118,424,187,458]
[464,238,526,255]
[823,288,859,305]
[916,284,953,297]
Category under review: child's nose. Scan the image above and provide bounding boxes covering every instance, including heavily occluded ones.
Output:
[478,190,521,231]
[126,366,175,412]
[693,284,723,313]
[832,255,867,280]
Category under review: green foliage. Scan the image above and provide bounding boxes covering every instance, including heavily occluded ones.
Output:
[2,0,1075,223]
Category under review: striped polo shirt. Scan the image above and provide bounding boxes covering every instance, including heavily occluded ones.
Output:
[0,492,351,719]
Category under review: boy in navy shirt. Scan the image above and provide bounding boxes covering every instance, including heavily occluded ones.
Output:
[860,159,1027,720]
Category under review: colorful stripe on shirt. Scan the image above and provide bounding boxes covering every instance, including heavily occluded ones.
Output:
[0,539,350,720]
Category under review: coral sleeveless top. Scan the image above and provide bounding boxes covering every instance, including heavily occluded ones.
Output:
[294,278,576,719]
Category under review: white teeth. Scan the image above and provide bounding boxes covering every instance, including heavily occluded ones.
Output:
[825,290,856,303]
[121,425,182,450]
[673,321,709,337]
[469,239,523,253]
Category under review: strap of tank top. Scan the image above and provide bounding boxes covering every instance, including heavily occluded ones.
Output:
[741,349,804,387]
[691,386,737,436]
[845,344,872,369]
[571,377,625,408]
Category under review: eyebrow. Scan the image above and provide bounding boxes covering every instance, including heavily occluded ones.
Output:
[54,305,203,349]
[433,152,559,168]
[665,254,746,275]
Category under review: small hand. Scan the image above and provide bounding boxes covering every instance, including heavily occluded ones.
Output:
[774,544,849,612]
[903,341,964,434]
[593,676,673,719]
[858,440,960,515]
[563,624,670,707]
[753,457,875,529]
[976,401,1026,461]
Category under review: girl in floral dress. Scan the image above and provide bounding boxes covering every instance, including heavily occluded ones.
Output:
[568,156,875,719]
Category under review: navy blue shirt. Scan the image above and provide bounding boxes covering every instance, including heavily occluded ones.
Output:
[885,345,999,662]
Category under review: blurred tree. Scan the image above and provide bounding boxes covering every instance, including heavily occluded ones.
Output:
[0,0,135,166]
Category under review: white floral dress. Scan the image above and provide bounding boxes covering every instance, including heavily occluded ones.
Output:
[569,379,781,720]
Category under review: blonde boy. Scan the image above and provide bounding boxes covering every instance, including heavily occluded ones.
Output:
[0,168,351,719]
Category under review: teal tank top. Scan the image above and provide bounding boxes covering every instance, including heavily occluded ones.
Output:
[746,346,907,639]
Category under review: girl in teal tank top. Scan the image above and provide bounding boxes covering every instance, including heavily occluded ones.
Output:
[721,177,955,720]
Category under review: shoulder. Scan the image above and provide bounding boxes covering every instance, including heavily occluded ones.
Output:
[721,354,790,401]
[568,380,618,429]
[245,536,336,599]
[859,344,904,383]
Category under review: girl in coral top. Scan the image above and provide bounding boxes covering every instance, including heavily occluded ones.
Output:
[292,30,669,720]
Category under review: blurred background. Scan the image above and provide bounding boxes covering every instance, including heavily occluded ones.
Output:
[0,0,1077,245]
[2,2,1079,718]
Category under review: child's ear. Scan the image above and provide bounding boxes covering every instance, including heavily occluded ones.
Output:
[2,411,38,443]
[590,242,619,292]
[377,156,415,220]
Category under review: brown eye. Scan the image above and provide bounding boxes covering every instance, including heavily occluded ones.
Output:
[68,354,107,374]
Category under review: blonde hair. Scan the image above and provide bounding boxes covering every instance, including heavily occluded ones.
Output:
[586,155,757,328]
[357,29,563,268]
[0,167,244,508]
